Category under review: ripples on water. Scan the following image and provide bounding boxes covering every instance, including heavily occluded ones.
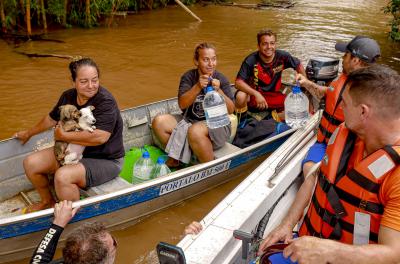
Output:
[0,0,399,141]
[2,0,399,263]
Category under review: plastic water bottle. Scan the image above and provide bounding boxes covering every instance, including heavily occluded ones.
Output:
[152,157,171,178]
[202,86,230,129]
[284,84,309,128]
[132,151,154,184]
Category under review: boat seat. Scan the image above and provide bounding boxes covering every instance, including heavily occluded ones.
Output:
[214,142,241,159]
[85,176,131,196]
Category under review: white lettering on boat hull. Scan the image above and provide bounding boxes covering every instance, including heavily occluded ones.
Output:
[159,160,231,196]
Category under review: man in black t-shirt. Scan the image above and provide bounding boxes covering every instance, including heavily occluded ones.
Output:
[15,58,124,212]
[235,29,306,120]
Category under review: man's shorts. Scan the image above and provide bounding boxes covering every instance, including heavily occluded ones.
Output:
[302,142,327,166]
[81,158,123,187]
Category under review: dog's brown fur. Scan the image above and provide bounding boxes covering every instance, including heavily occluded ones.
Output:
[54,104,81,165]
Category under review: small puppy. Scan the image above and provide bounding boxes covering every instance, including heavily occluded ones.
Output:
[79,105,96,132]
[54,105,82,165]
[62,105,96,165]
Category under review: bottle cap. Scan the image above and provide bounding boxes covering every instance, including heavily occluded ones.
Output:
[157,157,165,164]
[292,85,301,94]
[205,86,214,93]
[142,151,150,158]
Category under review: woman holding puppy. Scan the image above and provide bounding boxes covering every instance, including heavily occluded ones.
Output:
[15,58,124,212]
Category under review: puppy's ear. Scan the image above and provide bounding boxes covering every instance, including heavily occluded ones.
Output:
[63,107,71,119]
[59,106,67,120]
[89,105,95,111]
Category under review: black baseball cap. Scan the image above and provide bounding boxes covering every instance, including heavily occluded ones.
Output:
[335,36,381,63]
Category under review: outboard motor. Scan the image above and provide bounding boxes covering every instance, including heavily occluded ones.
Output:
[306,56,340,85]
[305,56,340,110]
[157,242,186,264]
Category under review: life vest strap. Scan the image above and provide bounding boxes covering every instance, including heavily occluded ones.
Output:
[335,131,357,184]
[383,146,400,165]
[322,110,342,126]
[347,169,380,194]
[319,173,383,215]
[333,183,384,214]
[319,174,347,218]
[311,195,379,242]
[318,123,332,140]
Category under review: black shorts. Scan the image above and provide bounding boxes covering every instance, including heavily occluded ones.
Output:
[81,158,123,187]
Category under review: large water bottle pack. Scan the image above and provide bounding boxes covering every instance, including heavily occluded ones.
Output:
[202,85,230,129]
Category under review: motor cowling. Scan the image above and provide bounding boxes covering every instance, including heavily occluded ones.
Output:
[306,56,340,83]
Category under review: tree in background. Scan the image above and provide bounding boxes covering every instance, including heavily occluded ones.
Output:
[0,0,220,35]
[384,0,400,41]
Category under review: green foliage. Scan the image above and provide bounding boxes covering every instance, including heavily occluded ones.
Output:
[47,0,64,23]
[0,0,225,33]
[384,0,400,41]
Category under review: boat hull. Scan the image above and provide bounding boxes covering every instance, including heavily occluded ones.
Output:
[177,113,320,264]
[0,97,293,262]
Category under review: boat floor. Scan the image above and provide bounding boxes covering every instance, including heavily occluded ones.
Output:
[0,190,42,218]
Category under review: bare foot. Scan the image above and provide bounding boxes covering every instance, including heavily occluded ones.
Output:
[22,201,55,214]
[165,157,180,168]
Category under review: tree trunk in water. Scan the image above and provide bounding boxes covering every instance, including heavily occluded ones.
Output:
[85,0,90,27]
[0,0,6,33]
[63,0,68,27]
[26,0,31,37]
[40,0,47,32]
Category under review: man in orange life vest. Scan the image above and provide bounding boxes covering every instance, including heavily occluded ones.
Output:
[258,65,400,264]
[234,29,306,123]
[297,36,381,178]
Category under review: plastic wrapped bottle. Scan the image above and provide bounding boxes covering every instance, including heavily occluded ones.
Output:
[284,84,309,129]
[202,86,230,129]
[152,157,171,178]
[132,151,154,184]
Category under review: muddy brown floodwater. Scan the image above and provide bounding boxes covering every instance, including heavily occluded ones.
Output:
[1,0,399,263]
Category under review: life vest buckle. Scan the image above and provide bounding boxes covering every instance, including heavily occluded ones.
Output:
[359,200,368,210]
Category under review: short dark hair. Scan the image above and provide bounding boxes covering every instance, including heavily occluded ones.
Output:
[257,29,277,45]
[193,42,216,61]
[69,57,100,81]
[63,222,110,264]
[346,64,400,119]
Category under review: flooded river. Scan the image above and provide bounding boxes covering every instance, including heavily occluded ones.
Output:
[2,0,399,263]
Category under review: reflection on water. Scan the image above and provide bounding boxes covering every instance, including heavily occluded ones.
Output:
[0,0,399,141]
[2,0,399,263]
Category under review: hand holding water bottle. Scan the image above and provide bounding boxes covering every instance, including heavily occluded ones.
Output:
[198,74,211,89]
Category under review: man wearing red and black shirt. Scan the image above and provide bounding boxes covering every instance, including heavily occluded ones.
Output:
[235,29,306,116]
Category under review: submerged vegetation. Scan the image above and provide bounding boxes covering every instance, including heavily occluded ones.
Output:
[384,0,400,41]
[0,0,202,36]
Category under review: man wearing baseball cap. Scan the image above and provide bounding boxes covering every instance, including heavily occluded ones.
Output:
[297,36,381,178]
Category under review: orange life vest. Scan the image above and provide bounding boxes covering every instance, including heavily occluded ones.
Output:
[299,124,400,244]
[316,74,347,143]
